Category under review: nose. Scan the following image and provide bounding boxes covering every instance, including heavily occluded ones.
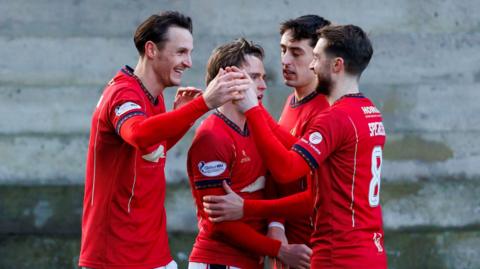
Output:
[309,60,315,72]
[281,52,292,67]
[257,79,267,92]
[183,54,192,68]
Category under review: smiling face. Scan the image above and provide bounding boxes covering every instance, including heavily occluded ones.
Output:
[152,26,193,87]
[280,29,317,90]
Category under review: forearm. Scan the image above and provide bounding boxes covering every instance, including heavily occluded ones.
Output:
[259,106,297,148]
[246,106,310,182]
[210,221,281,257]
[121,96,209,149]
[166,125,191,151]
[243,190,312,219]
[196,185,281,257]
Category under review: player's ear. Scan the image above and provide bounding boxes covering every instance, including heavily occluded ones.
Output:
[144,41,157,59]
[332,57,344,73]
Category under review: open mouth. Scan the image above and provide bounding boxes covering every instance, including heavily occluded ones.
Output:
[283,69,296,78]
[174,68,185,75]
[257,94,264,100]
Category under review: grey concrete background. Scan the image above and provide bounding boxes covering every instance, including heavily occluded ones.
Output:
[0,0,479,268]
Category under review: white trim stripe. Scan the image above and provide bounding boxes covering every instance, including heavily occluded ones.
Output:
[127,151,138,213]
[91,97,107,206]
[348,116,359,228]
[240,176,265,193]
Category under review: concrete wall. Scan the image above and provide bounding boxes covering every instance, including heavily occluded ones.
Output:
[1,0,479,268]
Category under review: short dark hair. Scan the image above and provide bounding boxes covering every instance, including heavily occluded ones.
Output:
[317,24,373,76]
[133,11,192,55]
[205,38,264,85]
[280,15,331,47]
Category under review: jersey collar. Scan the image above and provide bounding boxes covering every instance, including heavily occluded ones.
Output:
[121,65,159,105]
[214,110,249,137]
[335,92,365,104]
[290,90,319,108]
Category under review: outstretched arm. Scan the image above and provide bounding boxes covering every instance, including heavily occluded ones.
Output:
[259,105,298,149]
[120,96,208,150]
[204,178,313,221]
[195,182,311,268]
[246,106,311,182]
[165,87,203,150]
[116,69,250,150]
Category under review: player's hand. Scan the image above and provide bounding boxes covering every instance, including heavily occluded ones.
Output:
[277,244,312,269]
[203,180,244,222]
[202,68,251,109]
[267,226,289,269]
[227,66,259,113]
[173,87,202,110]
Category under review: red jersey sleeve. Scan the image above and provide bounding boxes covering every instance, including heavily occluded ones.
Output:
[244,174,313,219]
[259,105,298,148]
[165,123,191,151]
[189,130,281,257]
[108,88,147,134]
[116,94,209,150]
[292,110,346,170]
[245,106,310,183]
[189,130,233,188]
[264,174,285,224]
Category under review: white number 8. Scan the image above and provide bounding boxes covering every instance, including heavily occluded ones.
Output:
[369,146,382,207]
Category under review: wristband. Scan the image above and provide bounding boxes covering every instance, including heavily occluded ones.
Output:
[268,221,285,231]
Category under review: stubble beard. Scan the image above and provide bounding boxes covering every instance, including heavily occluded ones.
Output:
[315,72,332,96]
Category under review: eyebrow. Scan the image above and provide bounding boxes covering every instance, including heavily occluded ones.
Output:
[177,46,192,51]
[289,47,305,53]
[249,72,266,78]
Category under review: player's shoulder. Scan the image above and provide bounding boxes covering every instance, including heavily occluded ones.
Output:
[311,92,330,108]
[189,119,233,157]
[193,115,230,143]
[102,82,142,108]
[311,104,350,124]
[104,69,141,97]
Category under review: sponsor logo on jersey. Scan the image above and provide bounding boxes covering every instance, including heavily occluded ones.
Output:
[309,132,323,144]
[368,122,385,137]
[301,138,321,155]
[198,161,227,177]
[115,102,142,116]
[240,150,251,163]
[362,106,380,115]
[142,145,165,162]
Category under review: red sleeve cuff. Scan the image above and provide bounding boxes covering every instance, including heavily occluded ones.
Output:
[195,95,210,113]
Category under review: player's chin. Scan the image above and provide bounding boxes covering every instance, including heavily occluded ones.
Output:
[284,79,297,87]
[169,76,182,87]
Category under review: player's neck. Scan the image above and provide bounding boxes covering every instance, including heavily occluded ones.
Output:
[293,80,317,100]
[133,59,164,98]
[218,104,247,131]
[328,75,359,104]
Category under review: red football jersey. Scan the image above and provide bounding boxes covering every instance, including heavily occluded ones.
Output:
[187,111,269,269]
[80,66,172,269]
[273,91,329,244]
[292,94,387,268]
